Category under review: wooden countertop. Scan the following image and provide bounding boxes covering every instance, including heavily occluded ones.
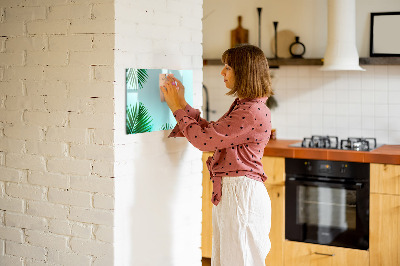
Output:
[263,139,400,165]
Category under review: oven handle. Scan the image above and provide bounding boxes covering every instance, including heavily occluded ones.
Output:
[286,177,364,189]
[314,252,335,257]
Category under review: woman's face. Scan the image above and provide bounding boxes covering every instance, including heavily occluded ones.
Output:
[220,64,235,89]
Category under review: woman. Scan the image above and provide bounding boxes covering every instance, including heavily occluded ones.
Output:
[161,44,273,266]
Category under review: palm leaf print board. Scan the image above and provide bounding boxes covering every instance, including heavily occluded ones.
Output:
[126,69,193,135]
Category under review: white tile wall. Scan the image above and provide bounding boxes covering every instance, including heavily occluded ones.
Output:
[203,65,400,144]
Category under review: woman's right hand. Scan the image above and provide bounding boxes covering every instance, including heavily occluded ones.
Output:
[169,76,187,108]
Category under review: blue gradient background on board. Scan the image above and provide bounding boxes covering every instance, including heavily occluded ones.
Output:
[126,69,193,134]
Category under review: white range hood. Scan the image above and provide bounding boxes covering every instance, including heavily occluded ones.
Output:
[320,0,365,71]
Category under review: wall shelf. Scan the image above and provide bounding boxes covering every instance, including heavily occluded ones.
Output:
[203,57,400,67]
[203,58,323,67]
[359,57,400,65]
[268,58,323,67]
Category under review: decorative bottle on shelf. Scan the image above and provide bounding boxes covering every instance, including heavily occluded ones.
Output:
[273,21,279,59]
[289,36,306,58]
[257,8,262,48]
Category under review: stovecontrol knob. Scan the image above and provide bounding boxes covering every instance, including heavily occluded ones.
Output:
[340,164,347,174]
[304,161,312,171]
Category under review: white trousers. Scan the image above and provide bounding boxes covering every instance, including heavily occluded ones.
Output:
[212,176,271,266]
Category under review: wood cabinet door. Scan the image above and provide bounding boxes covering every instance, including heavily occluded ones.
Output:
[201,152,213,258]
[370,193,400,266]
[284,241,369,266]
[264,184,285,266]
[262,156,285,186]
[370,163,400,195]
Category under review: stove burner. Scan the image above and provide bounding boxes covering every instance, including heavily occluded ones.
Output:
[301,135,339,149]
[340,137,377,151]
[294,136,379,151]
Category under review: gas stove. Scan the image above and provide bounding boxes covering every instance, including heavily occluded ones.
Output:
[289,135,381,151]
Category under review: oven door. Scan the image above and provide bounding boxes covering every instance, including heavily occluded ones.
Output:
[285,177,369,250]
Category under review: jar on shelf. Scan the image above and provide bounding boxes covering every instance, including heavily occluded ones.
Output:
[289,36,306,58]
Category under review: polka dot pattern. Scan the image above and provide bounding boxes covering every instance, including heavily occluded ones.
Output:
[168,97,272,206]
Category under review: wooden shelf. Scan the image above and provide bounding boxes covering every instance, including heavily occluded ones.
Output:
[268,58,323,67]
[203,57,400,67]
[359,57,400,65]
[203,58,323,67]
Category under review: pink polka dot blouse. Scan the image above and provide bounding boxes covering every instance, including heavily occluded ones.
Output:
[169,97,272,206]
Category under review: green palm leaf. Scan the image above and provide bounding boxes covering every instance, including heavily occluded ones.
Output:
[126,102,153,134]
[126,69,149,90]
[160,123,175,131]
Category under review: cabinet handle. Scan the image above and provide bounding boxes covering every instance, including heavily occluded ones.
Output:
[314,252,335,257]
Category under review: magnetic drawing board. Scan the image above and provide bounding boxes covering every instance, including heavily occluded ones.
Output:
[126,68,193,135]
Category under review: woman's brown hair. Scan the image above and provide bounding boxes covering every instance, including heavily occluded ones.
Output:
[221,44,273,99]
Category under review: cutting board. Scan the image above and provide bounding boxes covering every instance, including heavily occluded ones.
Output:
[231,16,249,48]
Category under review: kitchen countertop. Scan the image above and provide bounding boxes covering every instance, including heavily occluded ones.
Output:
[263,139,400,165]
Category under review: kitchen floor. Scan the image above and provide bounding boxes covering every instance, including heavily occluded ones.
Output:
[202,257,211,266]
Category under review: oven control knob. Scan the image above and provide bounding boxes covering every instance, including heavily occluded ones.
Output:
[304,162,312,171]
[340,164,347,174]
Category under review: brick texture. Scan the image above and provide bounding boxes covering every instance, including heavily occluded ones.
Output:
[0,226,24,243]
[5,212,48,231]
[0,0,204,265]
[69,207,113,226]
[113,0,203,265]
[26,200,69,219]
[6,241,47,261]
[25,230,69,251]
[47,250,92,266]
[48,188,91,208]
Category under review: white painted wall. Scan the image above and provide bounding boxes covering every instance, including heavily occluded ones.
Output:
[203,0,400,58]
[113,0,203,266]
[203,0,400,145]
[0,0,115,265]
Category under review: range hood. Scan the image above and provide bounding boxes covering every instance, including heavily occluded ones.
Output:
[320,0,365,71]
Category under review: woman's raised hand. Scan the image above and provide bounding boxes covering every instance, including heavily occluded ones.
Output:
[171,76,187,108]
[160,76,185,113]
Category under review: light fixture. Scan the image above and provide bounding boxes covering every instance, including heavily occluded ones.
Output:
[320,0,365,71]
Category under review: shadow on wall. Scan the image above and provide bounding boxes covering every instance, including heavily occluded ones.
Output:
[128,130,190,265]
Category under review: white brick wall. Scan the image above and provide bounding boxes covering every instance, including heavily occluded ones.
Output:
[0,0,115,265]
[113,0,203,264]
[1,0,204,265]
[5,213,48,231]
[47,250,92,266]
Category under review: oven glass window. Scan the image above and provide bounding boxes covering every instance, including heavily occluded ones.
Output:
[297,186,356,230]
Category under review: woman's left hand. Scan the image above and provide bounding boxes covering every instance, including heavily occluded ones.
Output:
[160,77,184,113]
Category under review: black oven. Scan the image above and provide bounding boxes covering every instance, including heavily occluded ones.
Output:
[285,158,369,250]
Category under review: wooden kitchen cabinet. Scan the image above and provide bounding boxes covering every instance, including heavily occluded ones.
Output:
[370,193,400,266]
[262,156,285,266]
[284,241,369,266]
[370,163,400,266]
[264,184,285,266]
[370,163,400,195]
[261,156,285,185]
[202,152,213,258]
